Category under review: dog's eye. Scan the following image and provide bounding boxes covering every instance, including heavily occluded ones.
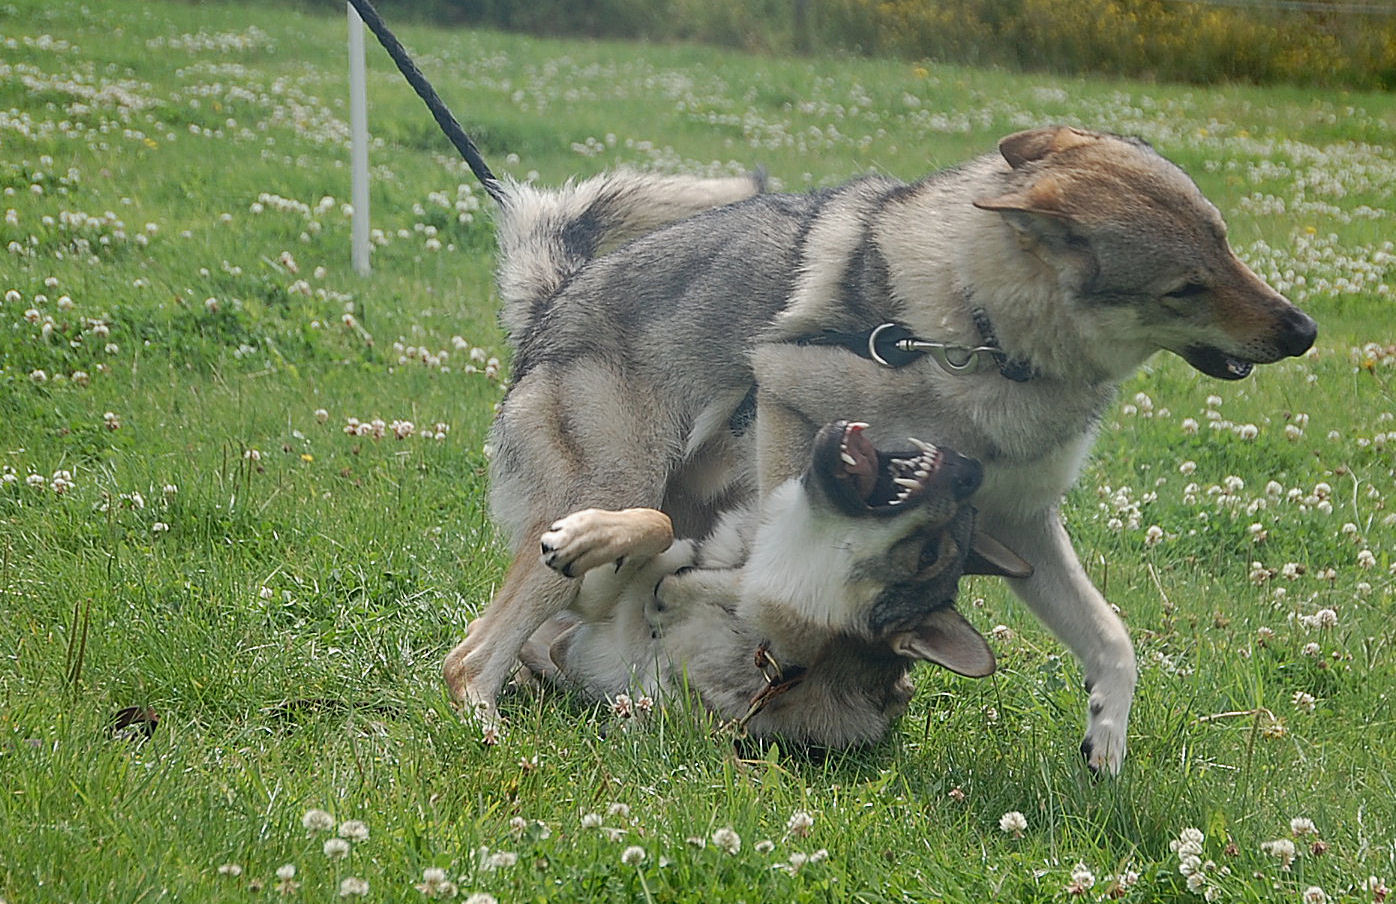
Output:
[1164,282,1207,300]
[917,537,942,571]
[915,535,958,579]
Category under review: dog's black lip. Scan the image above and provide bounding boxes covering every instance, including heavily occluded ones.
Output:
[1181,345,1255,381]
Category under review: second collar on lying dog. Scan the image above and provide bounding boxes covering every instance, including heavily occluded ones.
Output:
[795,308,1038,382]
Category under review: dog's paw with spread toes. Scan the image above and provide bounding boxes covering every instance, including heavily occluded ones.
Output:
[540,508,675,578]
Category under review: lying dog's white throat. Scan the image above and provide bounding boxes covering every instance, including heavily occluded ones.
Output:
[739,478,893,635]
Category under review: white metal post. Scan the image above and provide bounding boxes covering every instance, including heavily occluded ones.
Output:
[348,2,371,276]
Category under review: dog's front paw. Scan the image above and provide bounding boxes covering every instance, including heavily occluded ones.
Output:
[1080,723,1126,775]
[1080,688,1130,775]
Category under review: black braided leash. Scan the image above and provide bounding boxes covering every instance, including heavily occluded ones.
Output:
[345,0,505,204]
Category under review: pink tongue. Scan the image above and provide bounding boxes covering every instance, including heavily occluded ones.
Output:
[841,424,878,501]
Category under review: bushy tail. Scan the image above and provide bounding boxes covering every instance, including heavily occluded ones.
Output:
[494,170,764,340]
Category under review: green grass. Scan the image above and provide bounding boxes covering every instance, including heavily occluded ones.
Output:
[1,1,1393,901]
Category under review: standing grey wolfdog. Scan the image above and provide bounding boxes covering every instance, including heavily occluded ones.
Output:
[444,126,1316,773]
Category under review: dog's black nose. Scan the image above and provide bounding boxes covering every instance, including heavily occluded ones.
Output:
[950,455,983,501]
[1280,307,1318,358]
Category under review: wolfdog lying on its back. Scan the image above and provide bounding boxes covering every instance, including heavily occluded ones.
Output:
[522,421,1028,748]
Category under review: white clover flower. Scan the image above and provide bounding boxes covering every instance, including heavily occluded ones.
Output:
[415,865,456,898]
[1260,838,1296,868]
[1302,642,1321,657]
[606,802,630,819]
[338,819,369,842]
[276,864,296,880]
[323,837,351,859]
[483,851,516,870]
[1302,886,1328,904]
[1292,691,1316,713]
[217,863,243,877]
[1144,525,1165,547]
[463,894,497,904]
[338,876,369,897]
[755,839,775,854]
[1357,549,1377,569]
[711,826,741,855]
[302,808,335,831]
[1290,816,1317,836]
[580,812,603,829]
[786,810,814,838]
[998,810,1027,838]
[1066,863,1095,895]
[621,845,646,866]
[1170,827,1204,858]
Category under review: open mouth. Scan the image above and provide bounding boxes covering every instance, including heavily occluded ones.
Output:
[816,421,977,517]
[1180,345,1255,381]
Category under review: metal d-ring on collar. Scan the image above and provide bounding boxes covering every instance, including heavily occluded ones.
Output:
[865,321,1006,374]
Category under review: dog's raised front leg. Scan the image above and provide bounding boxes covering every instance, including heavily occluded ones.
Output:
[990,507,1136,775]
[540,507,674,578]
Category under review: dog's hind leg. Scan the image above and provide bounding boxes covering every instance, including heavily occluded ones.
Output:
[540,507,674,578]
[989,507,1136,775]
[443,542,579,730]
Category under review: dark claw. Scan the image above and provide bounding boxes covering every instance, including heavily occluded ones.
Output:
[1080,738,1103,778]
[614,556,626,572]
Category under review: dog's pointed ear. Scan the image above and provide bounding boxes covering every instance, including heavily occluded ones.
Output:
[997,126,1097,169]
[972,174,1069,219]
[965,529,1033,579]
[890,608,996,677]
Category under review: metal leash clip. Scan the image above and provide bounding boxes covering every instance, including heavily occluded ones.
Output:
[866,322,1005,375]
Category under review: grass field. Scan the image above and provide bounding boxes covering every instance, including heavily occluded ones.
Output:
[1,1,1394,901]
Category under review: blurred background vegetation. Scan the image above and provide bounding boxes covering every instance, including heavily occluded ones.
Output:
[336,0,1396,88]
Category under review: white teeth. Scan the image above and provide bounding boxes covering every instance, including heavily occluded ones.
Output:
[840,452,857,466]
[914,469,929,480]
[909,437,937,455]
[893,477,921,490]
